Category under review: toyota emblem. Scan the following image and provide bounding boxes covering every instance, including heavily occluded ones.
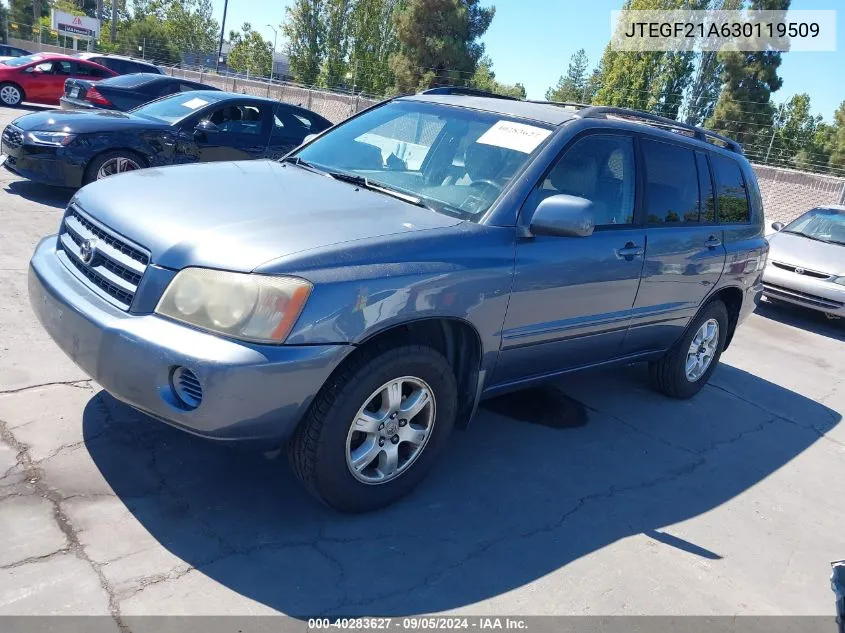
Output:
[794,267,805,275]
[79,238,97,264]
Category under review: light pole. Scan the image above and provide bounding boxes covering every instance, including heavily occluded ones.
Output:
[215,0,229,73]
[266,24,278,79]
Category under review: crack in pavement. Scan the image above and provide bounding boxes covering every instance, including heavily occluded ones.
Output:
[0,380,94,396]
[0,416,130,632]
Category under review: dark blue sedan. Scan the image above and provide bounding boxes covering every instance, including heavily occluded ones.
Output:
[60,73,218,112]
[1,90,332,187]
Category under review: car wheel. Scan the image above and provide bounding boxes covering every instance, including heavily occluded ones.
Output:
[0,83,23,107]
[648,300,729,399]
[84,150,145,185]
[289,343,458,513]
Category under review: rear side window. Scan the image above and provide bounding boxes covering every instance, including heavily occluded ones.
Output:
[641,139,700,223]
[74,63,109,78]
[711,154,751,223]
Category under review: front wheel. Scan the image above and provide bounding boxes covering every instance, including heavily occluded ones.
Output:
[648,300,729,399]
[0,83,23,107]
[288,344,457,513]
[83,150,144,185]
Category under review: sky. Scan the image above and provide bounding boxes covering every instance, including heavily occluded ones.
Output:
[207,0,844,122]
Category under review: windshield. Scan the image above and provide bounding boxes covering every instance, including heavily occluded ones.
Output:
[294,100,554,220]
[783,208,845,246]
[0,54,45,68]
[132,92,218,124]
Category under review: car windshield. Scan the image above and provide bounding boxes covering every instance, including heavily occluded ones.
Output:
[293,100,554,220]
[783,207,845,246]
[132,92,218,124]
[0,54,45,68]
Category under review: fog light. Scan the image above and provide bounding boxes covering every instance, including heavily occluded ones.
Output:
[171,366,202,409]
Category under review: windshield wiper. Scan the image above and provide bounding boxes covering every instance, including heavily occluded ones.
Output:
[326,171,427,206]
[281,156,330,176]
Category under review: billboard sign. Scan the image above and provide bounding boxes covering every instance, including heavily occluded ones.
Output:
[51,10,100,39]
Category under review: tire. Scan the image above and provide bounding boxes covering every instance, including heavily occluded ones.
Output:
[648,300,729,399]
[0,83,23,107]
[83,150,145,185]
[288,343,458,513]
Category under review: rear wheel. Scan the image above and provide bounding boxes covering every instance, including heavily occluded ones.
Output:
[288,343,457,513]
[648,300,729,399]
[84,150,144,185]
[0,83,23,107]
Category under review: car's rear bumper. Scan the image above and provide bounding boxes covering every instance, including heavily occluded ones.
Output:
[1,138,85,187]
[29,236,354,445]
[762,264,845,316]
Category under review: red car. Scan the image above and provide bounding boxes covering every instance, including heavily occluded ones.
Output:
[0,53,117,108]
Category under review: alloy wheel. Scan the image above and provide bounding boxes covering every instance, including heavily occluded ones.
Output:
[0,85,21,106]
[96,156,141,180]
[685,318,719,382]
[345,376,436,484]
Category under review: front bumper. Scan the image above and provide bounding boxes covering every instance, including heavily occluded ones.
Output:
[29,236,353,444]
[762,264,845,316]
[1,135,86,187]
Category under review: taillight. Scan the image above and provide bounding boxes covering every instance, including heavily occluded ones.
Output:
[86,87,112,106]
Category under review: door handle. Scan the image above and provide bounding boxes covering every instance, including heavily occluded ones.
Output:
[705,235,722,249]
[616,242,644,260]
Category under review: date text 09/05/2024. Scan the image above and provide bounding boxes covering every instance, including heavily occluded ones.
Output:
[307,617,529,630]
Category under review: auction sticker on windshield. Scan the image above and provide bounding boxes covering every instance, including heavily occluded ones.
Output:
[477,120,552,154]
[181,97,209,109]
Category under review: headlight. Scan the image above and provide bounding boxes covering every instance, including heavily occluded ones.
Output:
[27,131,76,146]
[156,268,312,344]
[833,276,845,286]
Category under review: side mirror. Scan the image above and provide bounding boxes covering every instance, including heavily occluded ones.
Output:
[530,194,595,238]
[771,221,785,232]
[194,119,218,141]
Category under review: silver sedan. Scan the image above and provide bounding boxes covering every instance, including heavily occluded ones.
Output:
[762,205,845,318]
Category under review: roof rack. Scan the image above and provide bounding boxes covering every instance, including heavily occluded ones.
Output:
[576,106,743,154]
[528,100,593,109]
[419,87,520,101]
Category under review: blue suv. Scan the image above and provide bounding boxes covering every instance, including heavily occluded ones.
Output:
[28,93,767,512]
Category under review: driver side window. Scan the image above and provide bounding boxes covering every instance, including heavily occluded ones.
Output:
[536,134,636,226]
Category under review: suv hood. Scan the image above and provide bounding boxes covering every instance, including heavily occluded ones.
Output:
[72,160,463,272]
[768,231,845,276]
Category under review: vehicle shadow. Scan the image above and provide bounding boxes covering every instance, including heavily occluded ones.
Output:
[3,180,73,209]
[756,299,845,342]
[82,362,840,616]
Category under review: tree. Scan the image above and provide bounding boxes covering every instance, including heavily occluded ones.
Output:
[142,0,219,54]
[684,0,742,126]
[390,0,495,93]
[546,49,589,103]
[119,15,179,64]
[828,101,845,171]
[348,0,399,95]
[706,0,791,151]
[0,3,9,43]
[8,0,49,39]
[283,0,324,85]
[470,56,526,99]
[318,0,351,88]
[227,22,273,78]
[761,94,824,168]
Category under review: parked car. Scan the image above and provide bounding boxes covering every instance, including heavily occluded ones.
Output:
[0,53,116,107]
[61,73,221,112]
[1,90,331,186]
[762,206,845,318]
[72,52,163,76]
[0,44,31,58]
[28,96,766,512]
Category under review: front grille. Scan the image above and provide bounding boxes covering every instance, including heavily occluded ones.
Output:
[771,261,831,280]
[57,205,150,310]
[2,124,23,149]
[763,282,844,311]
